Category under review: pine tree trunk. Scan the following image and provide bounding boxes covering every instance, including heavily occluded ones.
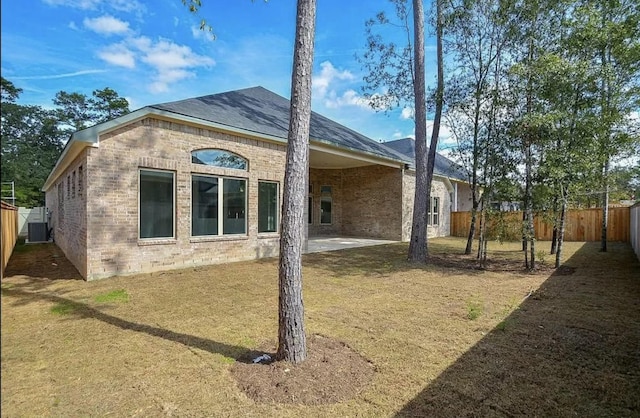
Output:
[408,0,428,263]
[276,0,316,364]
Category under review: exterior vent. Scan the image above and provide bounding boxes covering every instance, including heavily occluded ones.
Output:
[27,222,48,243]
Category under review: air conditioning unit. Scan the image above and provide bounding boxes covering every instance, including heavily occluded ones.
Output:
[28,222,48,243]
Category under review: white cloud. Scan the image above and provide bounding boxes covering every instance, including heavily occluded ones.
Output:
[401,107,414,120]
[191,25,215,42]
[68,21,79,30]
[84,15,131,36]
[137,37,215,93]
[97,43,135,68]
[324,89,371,110]
[43,0,101,9]
[312,61,355,97]
[11,69,108,80]
[43,0,144,12]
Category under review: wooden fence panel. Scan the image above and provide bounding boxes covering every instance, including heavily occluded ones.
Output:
[1,201,19,278]
[450,206,631,242]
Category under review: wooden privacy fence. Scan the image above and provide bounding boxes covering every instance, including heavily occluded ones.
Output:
[451,207,631,242]
[1,201,19,278]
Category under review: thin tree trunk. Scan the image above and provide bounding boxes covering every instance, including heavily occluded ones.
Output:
[276,0,316,364]
[408,0,428,263]
[550,195,558,254]
[466,203,478,254]
[555,187,567,269]
[601,159,610,252]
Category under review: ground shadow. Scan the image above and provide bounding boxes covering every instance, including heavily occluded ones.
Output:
[1,285,260,363]
[395,241,640,417]
[301,242,495,278]
[3,242,83,283]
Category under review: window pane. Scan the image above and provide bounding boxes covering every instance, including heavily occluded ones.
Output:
[223,178,246,234]
[192,149,247,170]
[140,170,174,239]
[320,185,332,194]
[258,182,278,233]
[308,196,313,224]
[320,197,332,224]
[192,175,219,236]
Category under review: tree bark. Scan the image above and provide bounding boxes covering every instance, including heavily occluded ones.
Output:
[408,0,429,263]
[276,0,316,364]
[555,187,567,269]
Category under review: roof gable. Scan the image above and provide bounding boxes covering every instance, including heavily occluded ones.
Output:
[150,86,409,163]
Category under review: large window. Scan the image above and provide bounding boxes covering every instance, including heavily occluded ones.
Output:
[320,185,332,225]
[192,149,248,170]
[428,196,440,226]
[258,181,278,233]
[140,169,175,239]
[192,175,246,236]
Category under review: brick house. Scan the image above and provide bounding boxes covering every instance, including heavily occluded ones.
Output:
[43,86,470,280]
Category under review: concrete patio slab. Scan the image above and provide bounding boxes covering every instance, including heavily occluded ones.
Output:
[306,236,398,254]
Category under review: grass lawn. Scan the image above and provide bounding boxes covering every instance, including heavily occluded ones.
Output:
[1,237,639,417]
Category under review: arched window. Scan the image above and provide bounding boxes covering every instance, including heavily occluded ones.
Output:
[191,149,248,170]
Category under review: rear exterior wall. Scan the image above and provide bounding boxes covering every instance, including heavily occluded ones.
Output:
[308,165,404,240]
[83,118,286,280]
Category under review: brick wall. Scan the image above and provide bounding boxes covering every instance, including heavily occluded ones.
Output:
[341,165,403,240]
[82,118,286,280]
[309,165,404,240]
[45,152,88,277]
[401,171,453,240]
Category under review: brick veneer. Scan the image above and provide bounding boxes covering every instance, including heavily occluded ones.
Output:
[45,117,460,280]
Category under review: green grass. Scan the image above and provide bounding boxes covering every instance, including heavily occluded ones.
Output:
[94,289,129,303]
[50,300,81,315]
[466,297,484,320]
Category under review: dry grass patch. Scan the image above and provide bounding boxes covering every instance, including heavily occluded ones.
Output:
[2,238,639,417]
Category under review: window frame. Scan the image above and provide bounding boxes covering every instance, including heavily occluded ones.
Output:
[138,168,176,241]
[258,180,279,234]
[320,185,332,225]
[191,173,248,238]
[428,196,440,226]
[191,149,248,171]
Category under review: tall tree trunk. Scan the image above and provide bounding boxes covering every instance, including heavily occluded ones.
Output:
[276,0,316,364]
[601,159,610,252]
[555,186,567,269]
[465,88,482,255]
[408,0,428,262]
[425,0,444,257]
[550,195,558,254]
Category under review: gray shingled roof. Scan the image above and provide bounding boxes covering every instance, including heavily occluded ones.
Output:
[384,138,468,182]
[150,86,411,164]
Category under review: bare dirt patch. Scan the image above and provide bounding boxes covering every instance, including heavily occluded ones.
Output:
[231,334,375,405]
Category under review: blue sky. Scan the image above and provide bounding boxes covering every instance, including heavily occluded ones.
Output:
[1,0,452,147]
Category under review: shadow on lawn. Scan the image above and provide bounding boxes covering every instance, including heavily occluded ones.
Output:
[395,241,640,417]
[302,242,488,278]
[1,285,260,363]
